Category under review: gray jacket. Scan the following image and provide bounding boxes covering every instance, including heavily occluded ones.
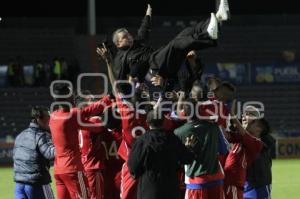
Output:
[13,122,55,184]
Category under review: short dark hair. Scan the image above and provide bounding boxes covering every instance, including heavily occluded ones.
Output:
[192,80,208,101]
[183,98,197,120]
[31,106,49,120]
[53,82,71,101]
[207,77,221,91]
[220,82,236,92]
[214,81,236,100]
[100,106,121,130]
[146,110,164,128]
[53,83,70,95]
[119,85,149,107]
[116,81,133,96]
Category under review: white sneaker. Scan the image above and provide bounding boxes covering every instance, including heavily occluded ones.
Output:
[207,13,218,40]
[216,0,229,21]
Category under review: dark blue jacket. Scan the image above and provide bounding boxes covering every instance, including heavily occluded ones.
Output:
[13,122,55,185]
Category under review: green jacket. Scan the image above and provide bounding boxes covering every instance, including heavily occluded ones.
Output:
[174,120,220,177]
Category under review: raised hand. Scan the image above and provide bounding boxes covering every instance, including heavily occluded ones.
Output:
[176,91,185,100]
[96,43,112,64]
[97,43,116,92]
[185,135,198,148]
[186,50,196,61]
[230,99,237,119]
[150,75,164,87]
[146,4,152,16]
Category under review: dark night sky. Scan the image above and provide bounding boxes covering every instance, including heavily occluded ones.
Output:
[0,0,298,17]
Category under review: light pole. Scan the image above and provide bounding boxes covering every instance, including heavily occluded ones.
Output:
[87,0,96,35]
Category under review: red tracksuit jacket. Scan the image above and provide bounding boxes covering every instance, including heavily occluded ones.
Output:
[49,96,112,174]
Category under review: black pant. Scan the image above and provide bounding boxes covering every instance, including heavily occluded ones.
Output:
[149,16,217,79]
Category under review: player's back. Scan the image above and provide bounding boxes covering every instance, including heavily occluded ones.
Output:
[101,129,124,199]
[50,108,83,174]
[116,96,149,161]
[175,120,220,177]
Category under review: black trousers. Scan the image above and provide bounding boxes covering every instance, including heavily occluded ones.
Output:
[149,16,217,79]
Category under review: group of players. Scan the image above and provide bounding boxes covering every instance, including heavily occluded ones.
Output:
[13,1,275,199]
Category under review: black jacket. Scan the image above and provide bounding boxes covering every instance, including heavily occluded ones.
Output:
[128,129,195,199]
[177,56,204,93]
[13,122,55,185]
[246,134,275,188]
[114,15,154,81]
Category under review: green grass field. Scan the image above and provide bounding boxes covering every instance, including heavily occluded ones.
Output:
[1,159,299,199]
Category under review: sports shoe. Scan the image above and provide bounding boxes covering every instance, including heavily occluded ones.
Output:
[216,0,230,21]
[207,13,218,40]
[223,0,230,12]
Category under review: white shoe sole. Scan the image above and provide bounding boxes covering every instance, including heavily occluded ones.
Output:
[207,13,218,40]
[216,0,229,21]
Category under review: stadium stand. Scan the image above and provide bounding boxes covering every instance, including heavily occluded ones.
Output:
[237,85,300,137]
[1,15,300,140]
[0,28,75,63]
[0,88,52,140]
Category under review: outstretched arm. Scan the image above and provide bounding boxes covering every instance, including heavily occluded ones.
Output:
[230,99,247,135]
[97,43,118,95]
[176,91,185,117]
[136,4,152,42]
[153,96,163,110]
[187,51,204,80]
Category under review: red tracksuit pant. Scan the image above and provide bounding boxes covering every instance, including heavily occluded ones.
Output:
[85,170,105,199]
[120,162,138,199]
[55,171,89,199]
